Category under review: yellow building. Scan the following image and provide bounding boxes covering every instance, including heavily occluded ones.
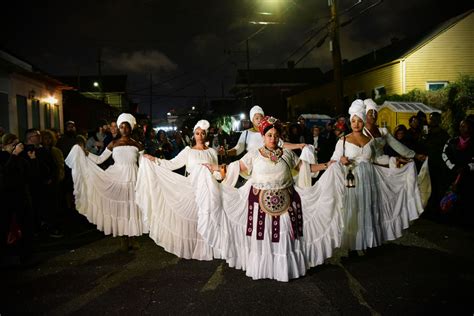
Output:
[288,10,474,117]
[377,101,441,133]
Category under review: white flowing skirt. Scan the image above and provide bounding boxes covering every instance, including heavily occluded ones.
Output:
[338,160,425,251]
[200,162,345,282]
[65,145,143,237]
[136,158,221,260]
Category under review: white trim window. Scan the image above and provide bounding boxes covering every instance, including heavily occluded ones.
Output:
[426,81,448,91]
[372,86,386,99]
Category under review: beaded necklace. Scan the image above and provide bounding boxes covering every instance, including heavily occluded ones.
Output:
[260,146,283,164]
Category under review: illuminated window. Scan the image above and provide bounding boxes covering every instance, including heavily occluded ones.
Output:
[426,81,448,91]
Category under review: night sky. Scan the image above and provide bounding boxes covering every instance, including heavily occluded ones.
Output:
[2,0,473,118]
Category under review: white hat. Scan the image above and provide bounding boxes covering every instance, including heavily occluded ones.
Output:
[364,98,378,114]
[117,113,136,129]
[193,119,210,132]
[348,99,366,122]
[249,105,264,122]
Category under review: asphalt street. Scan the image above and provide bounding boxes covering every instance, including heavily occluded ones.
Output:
[1,214,473,315]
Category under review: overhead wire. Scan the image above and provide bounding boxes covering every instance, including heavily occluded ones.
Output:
[287,0,383,66]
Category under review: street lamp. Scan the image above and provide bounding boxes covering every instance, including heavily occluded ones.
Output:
[45,96,58,104]
[93,81,99,88]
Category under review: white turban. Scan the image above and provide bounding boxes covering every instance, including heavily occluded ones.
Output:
[249,105,264,122]
[364,98,378,114]
[348,99,366,122]
[193,119,210,132]
[117,113,136,129]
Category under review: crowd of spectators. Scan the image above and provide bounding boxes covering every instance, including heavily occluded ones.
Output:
[1,111,472,266]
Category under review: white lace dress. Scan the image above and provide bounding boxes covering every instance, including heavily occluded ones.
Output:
[330,138,424,250]
[364,127,432,207]
[363,127,415,166]
[200,147,344,282]
[65,145,144,237]
[136,146,222,260]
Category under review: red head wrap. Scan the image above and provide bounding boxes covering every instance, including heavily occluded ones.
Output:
[258,116,281,135]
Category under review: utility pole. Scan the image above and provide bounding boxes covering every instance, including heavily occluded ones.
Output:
[149,73,153,123]
[329,0,344,115]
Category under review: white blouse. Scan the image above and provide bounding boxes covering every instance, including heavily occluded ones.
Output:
[330,139,373,164]
[241,148,297,190]
[364,127,415,165]
[156,146,219,176]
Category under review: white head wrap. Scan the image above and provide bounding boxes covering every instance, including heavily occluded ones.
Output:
[117,113,136,129]
[364,98,378,114]
[193,119,210,132]
[348,99,366,122]
[249,105,264,122]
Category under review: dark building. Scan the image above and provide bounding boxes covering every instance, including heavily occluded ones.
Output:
[231,65,324,120]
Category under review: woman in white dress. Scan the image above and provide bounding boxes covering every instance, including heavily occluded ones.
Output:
[330,100,425,251]
[224,105,305,158]
[136,120,224,260]
[65,113,145,240]
[363,98,431,207]
[203,116,343,282]
[363,98,426,167]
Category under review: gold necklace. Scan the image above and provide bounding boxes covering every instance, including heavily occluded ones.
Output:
[260,146,283,163]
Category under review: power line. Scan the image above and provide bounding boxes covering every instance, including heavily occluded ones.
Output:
[138,3,297,102]
[279,19,332,66]
[288,0,383,66]
[294,33,329,66]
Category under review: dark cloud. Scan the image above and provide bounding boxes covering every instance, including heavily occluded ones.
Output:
[1,0,472,117]
[104,49,178,73]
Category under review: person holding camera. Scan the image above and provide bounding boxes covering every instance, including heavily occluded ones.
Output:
[20,129,58,238]
[0,133,36,264]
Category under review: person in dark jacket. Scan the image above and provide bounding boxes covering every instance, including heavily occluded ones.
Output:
[1,133,36,264]
[20,129,57,236]
[441,117,474,225]
[424,113,450,215]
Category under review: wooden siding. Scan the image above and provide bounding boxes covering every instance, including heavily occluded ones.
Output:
[288,62,401,114]
[405,13,474,91]
[289,12,473,116]
[344,62,402,97]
